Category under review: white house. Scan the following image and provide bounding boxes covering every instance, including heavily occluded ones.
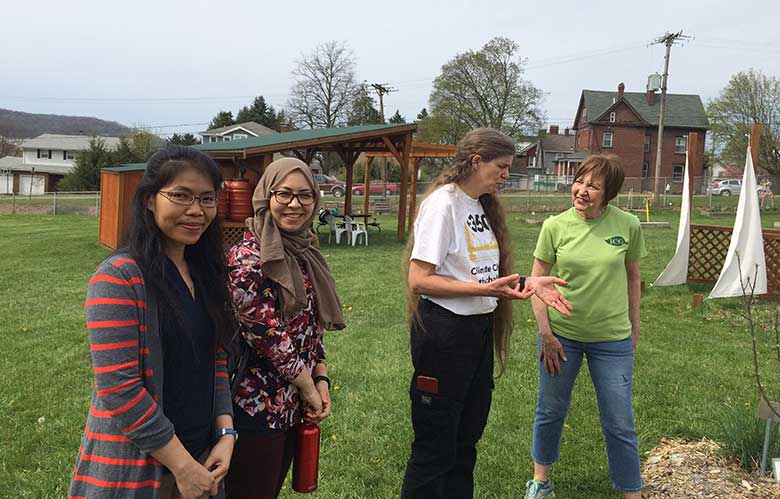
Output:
[199,121,277,144]
[0,134,121,194]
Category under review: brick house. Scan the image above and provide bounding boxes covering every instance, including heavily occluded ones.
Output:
[572,82,709,192]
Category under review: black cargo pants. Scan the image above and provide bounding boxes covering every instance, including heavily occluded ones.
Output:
[401,298,494,499]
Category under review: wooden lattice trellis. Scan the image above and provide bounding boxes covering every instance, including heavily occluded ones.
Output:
[688,224,780,298]
[222,221,247,249]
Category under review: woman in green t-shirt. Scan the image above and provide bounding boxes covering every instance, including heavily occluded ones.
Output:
[523,155,647,499]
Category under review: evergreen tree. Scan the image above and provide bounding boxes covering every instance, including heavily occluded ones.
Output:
[167,133,200,145]
[236,96,280,129]
[348,86,381,126]
[58,137,114,191]
[208,110,235,130]
[388,109,406,124]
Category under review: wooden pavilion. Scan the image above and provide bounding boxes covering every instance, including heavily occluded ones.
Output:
[98,124,432,248]
[364,142,456,235]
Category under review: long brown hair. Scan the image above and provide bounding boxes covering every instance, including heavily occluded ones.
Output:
[404,128,516,375]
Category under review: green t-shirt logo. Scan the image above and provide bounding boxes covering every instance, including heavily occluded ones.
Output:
[605,236,627,247]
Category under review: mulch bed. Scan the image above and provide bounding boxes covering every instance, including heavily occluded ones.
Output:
[642,438,780,498]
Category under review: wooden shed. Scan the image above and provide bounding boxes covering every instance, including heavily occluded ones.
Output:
[98,163,145,249]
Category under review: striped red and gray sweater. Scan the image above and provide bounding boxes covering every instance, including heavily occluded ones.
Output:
[69,254,233,498]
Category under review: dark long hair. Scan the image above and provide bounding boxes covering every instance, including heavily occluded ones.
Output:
[404,128,516,375]
[121,145,234,350]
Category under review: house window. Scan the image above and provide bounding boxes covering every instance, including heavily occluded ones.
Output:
[65,150,77,160]
[223,136,231,141]
[232,133,248,140]
[609,112,616,123]
[644,136,651,152]
[642,162,649,177]
[673,164,684,182]
[37,149,51,159]
[675,136,687,154]
[602,132,613,148]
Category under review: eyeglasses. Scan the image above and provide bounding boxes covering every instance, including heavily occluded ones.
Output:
[270,190,316,206]
[158,190,218,208]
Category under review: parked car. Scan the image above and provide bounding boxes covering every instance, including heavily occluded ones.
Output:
[707,178,742,197]
[315,174,346,197]
[352,180,399,196]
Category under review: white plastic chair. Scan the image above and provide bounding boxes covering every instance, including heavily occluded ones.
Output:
[343,215,368,247]
[325,214,349,244]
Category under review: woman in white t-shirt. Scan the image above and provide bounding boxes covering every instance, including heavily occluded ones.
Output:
[400,128,572,499]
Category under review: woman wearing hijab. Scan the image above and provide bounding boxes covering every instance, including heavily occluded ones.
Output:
[225,158,345,499]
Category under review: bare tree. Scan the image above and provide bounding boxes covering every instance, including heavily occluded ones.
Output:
[734,254,780,421]
[288,41,360,129]
[0,136,22,159]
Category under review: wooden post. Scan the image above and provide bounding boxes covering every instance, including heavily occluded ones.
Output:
[260,154,273,178]
[751,124,763,166]
[344,162,353,216]
[408,157,421,235]
[363,155,373,218]
[687,132,699,207]
[397,133,412,241]
[693,293,703,308]
[337,147,358,216]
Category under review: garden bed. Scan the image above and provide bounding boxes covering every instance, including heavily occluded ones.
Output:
[642,438,780,498]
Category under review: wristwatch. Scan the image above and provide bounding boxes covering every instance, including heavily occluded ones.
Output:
[313,375,331,389]
[215,427,238,442]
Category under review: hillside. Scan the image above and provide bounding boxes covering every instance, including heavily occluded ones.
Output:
[0,108,132,139]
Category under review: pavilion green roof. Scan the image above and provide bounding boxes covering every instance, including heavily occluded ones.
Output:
[194,123,415,152]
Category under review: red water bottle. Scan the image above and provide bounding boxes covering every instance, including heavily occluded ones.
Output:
[292,422,320,493]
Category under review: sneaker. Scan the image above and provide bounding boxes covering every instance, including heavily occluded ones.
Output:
[524,479,555,499]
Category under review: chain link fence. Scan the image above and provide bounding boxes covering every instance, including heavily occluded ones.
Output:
[0,191,100,216]
[323,174,777,215]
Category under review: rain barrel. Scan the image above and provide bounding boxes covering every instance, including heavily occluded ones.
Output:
[225,179,253,222]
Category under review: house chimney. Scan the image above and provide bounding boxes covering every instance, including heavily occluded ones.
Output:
[646,89,656,106]
[618,82,625,98]
[549,125,559,135]
[564,127,570,136]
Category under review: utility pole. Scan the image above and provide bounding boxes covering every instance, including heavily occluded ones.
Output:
[370,83,396,123]
[651,30,690,196]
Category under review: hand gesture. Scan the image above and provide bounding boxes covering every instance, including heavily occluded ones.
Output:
[523,276,573,317]
[540,333,568,376]
[631,326,640,351]
[174,460,217,499]
[300,384,324,422]
[204,434,234,485]
[485,274,526,300]
[305,380,331,423]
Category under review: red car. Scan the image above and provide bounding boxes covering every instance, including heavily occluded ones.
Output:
[315,174,346,197]
[352,181,399,196]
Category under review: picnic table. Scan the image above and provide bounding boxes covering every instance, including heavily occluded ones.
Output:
[316,211,381,232]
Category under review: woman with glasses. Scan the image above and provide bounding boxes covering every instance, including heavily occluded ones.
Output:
[225,158,345,499]
[69,146,236,499]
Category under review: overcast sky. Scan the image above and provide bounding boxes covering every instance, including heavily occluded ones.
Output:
[3,0,779,137]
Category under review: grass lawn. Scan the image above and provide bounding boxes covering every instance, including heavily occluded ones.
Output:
[1,210,779,498]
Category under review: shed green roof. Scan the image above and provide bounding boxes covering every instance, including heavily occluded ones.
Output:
[103,163,146,172]
[195,123,414,152]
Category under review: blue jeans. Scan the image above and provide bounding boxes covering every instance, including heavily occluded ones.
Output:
[531,334,642,492]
